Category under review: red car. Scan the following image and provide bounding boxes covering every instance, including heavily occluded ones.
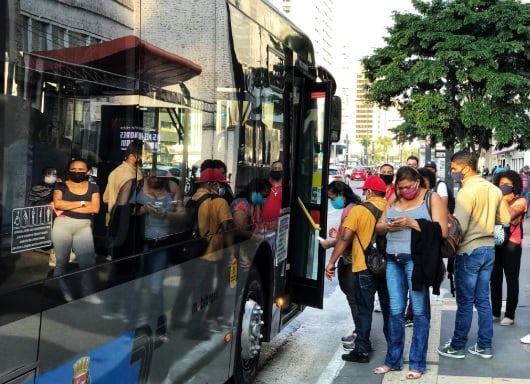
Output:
[350,167,367,181]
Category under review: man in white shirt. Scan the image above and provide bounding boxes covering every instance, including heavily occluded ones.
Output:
[425,160,451,212]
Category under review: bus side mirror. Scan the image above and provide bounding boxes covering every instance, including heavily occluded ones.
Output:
[330,96,341,143]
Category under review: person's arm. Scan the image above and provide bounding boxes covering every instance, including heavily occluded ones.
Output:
[430,191,449,238]
[325,227,354,280]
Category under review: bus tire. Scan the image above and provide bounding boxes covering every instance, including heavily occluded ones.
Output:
[234,267,264,384]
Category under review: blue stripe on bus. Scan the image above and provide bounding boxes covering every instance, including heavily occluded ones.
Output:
[34,331,139,383]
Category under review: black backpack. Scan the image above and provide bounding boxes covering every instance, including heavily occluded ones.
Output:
[355,202,387,278]
[179,193,222,259]
[436,180,455,214]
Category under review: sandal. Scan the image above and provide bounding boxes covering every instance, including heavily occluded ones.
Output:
[374,365,394,374]
[406,370,422,380]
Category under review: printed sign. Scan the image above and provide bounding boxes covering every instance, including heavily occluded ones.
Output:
[11,205,53,253]
[274,214,290,266]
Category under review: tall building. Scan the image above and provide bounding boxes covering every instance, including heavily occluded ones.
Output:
[269,0,335,69]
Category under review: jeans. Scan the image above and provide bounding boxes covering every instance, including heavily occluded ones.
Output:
[338,259,358,331]
[451,246,494,350]
[352,270,389,353]
[384,254,430,372]
[491,241,522,319]
[52,216,95,276]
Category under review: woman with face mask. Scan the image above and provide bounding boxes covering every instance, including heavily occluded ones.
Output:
[51,159,101,302]
[230,178,272,240]
[320,180,362,349]
[491,170,527,327]
[373,166,448,380]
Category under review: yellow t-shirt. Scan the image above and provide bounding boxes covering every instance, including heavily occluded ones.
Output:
[342,196,387,272]
[193,187,233,261]
[103,161,143,212]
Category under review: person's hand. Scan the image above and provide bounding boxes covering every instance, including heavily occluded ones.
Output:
[329,227,338,238]
[325,262,336,281]
[387,216,405,232]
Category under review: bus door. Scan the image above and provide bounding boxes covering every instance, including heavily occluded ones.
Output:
[289,78,334,309]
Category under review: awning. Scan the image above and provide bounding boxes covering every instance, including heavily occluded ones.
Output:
[27,35,202,87]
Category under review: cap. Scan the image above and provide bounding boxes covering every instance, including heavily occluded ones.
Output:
[424,161,437,169]
[356,175,387,192]
[199,168,229,183]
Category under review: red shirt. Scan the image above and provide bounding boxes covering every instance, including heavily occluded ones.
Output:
[261,183,282,227]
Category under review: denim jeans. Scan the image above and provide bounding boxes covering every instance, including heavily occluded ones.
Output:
[451,246,495,350]
[352,270,389,353]
[384,253,430,372]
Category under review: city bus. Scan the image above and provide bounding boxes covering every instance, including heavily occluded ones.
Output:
[0,0,340,383]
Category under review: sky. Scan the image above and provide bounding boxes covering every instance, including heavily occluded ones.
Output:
[336,0,416,59]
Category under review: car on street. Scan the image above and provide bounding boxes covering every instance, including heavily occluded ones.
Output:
[328,166,344,184]
[349,167,367,181]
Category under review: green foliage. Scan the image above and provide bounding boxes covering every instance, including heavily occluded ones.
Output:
[362,0,530,153]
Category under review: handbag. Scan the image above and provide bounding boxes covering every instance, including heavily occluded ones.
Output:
[494,224,510,246]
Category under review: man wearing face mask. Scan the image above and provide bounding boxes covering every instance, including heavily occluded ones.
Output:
[378,164,395,201]
[103,140,144,214]
[438,151,510,361]
[200,159,234,204]
[262,160,283,229]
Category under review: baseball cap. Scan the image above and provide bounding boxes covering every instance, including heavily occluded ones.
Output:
[356,175,387,192]
[424,161,437,169]
[198,168,230,183]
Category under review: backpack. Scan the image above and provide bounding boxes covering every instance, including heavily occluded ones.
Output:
[425,190,462,258]
[435,179,455,214]
[354,202,386,278]
[179,193,222,259]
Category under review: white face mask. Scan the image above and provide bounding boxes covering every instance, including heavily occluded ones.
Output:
[44,175,57,185]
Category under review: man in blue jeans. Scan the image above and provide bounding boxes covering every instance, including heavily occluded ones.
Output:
[438,151,510,359]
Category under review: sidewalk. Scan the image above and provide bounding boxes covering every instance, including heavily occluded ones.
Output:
[331,226,530,384]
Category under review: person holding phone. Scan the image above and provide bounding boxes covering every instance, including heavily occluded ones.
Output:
[320,181,362,349]
[373,166,448,380]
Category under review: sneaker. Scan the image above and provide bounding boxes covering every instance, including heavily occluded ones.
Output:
[405,319,413,327]
[520,334,530,344]
[341,351,369,363]
[468,343,493,359]
[438,343,466,359]
[493,316,501,322]
[341,332,356,344]
[500,317,514,326]
[343,341,355,351]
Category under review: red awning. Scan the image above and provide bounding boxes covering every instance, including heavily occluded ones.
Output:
[28,35,202,87]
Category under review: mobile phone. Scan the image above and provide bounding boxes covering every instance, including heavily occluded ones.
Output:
[387,217,395,223]
[318,236,325,242]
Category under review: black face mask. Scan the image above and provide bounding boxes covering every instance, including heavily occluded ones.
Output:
[68,171,87,183]
[380,174,394,185]
[270,170,283,181]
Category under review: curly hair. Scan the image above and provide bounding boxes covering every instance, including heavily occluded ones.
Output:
[493,170,523,196]
[328,180,362,205]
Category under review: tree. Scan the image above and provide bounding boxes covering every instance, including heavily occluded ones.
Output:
[361,0,530,154]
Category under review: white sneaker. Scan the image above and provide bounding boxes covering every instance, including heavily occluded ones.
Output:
[500,317,514,326]
[85,295,103,305]
[520,334,530,344]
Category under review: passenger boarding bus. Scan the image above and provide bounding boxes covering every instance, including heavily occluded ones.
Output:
[0,1,341,383]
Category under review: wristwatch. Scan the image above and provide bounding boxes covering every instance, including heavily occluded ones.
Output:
[80,201,86,207]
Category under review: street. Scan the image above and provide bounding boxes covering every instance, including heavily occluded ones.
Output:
[255,178,530,383]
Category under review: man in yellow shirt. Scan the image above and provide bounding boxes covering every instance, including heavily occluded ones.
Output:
[103,140,144,213]
[326,175,389,363]
[438,150,510,360]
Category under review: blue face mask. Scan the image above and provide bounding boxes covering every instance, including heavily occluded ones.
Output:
[451,171,464,183]
[499,185,513,195]
[331,196,345,209]
[251,192,267,205]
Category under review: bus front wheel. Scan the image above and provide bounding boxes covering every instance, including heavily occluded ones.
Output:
[234,268,264,384]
